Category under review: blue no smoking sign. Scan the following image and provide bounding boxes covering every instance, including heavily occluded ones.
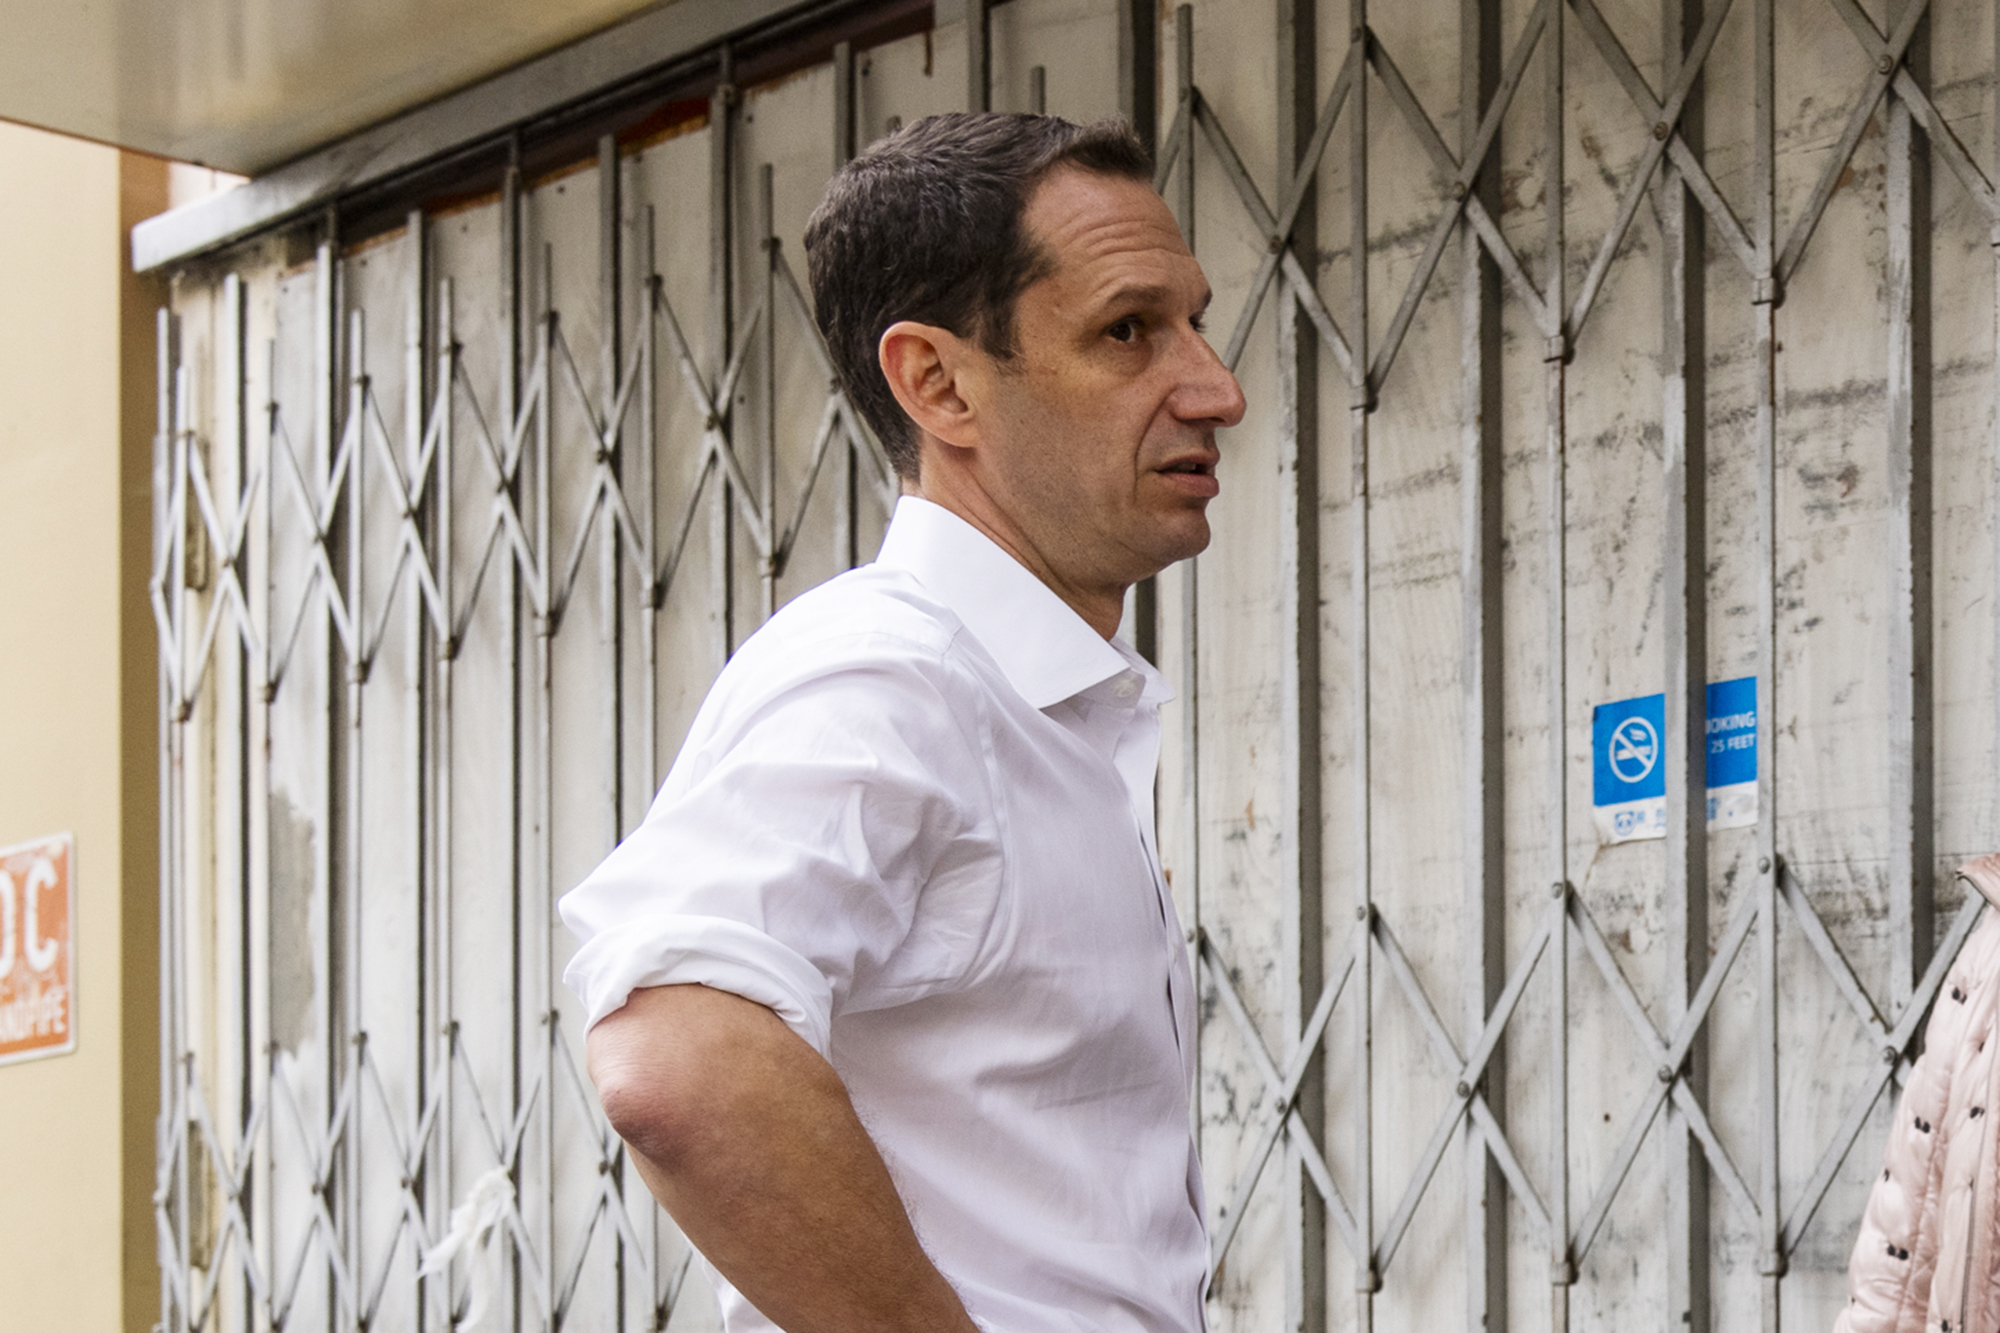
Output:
[1591,677,1758,844]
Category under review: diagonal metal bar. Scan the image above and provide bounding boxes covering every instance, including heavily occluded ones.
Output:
[1187,93,1365,383]
[1779,862,1889,1038]
[1153,94,1191,194]
[1565,0,1736,339]
[1201,928,1361,1267]
[1222,248,1286,374]
[1468,1094,1553,1243]
[1280,252,1357,382]
[775,251,840,384]
[1567,887,1757,1261]
[1670,1078,1761,1224]
[1891,68,1998,218]
[1567,0,1759,274]
[1571,890,1672,1057]
[1777,0,1931,285]
[650,286,776,556]
[1822,0,1996,219]
[1567,894,1760,1226]
[553,1192,614,1321]
[1368,900,1556,1275]
[1365,34,1551,388]
[1781,885,1986,1250]
[773,396,847,576]
[835,398,899,510]
[1271,42,1358,245]
[1194,95,1279,234]
[361,380,449,639]
[180,1067,272,1306]
[656,452,722,603]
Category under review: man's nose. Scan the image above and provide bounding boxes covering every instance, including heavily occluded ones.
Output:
[1175,328,1247,428]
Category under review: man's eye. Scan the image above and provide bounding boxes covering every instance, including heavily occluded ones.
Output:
[1107,318,1139,343]
[1190,313,1208,336]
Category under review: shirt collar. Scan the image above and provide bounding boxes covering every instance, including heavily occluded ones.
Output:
[875,496,1170,711]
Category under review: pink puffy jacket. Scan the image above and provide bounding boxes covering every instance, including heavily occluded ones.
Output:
[1837,855,2000,1333]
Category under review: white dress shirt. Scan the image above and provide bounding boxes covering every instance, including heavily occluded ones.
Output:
[560,496,1205,1333]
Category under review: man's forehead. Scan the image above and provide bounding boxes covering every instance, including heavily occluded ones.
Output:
[1024,168,1203,300]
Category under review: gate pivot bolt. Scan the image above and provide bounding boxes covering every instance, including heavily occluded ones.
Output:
[1878,53,1896,74]
[1356,905,1368,922]
[1658,1065,1675,1084]
[1456,1081,1472,1099]
[1653,121,1670,141]
[1552,880,1566,899]
[1758,856,1772,874]
[1885,1046,1900,1065]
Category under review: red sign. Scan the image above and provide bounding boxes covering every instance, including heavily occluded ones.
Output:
[0,834,74,1065]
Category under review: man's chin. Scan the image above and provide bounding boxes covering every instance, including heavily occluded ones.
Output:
[1142,517,1211,575]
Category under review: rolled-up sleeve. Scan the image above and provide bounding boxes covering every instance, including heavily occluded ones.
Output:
[559,641,999,1057]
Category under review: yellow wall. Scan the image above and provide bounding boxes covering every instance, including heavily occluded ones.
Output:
[0,120,165,1333]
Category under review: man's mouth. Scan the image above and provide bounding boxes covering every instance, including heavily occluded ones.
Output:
[1156,455,1220,498]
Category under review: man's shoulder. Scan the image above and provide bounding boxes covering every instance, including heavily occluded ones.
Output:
[715,562,977,698]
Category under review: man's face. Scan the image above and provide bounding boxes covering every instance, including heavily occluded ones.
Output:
[973,167,1245,602]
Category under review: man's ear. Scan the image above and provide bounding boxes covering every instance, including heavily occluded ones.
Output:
[879,321,983,450]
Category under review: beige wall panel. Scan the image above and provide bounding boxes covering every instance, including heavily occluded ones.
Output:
[0,122,162,1333]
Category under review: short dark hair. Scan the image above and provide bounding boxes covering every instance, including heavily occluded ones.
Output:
[804,112,1153,479]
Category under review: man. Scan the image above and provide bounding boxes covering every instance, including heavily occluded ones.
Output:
[563,112,1245,1333]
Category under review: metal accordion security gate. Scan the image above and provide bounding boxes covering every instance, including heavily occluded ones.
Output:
[148,0,2000,1329]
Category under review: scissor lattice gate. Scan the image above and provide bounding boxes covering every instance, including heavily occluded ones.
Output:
[153,0,2000,1328]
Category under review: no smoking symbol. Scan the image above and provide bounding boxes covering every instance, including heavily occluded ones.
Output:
[1608,716,1659,783]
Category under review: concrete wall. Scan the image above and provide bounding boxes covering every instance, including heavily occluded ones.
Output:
[0,122,165,1333]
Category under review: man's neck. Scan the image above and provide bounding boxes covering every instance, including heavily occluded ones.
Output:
[901,477,1126,639]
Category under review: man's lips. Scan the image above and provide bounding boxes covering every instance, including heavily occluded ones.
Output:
[1155,455,1220,498]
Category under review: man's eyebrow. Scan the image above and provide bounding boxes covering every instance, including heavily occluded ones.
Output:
[1093,283,1215,315]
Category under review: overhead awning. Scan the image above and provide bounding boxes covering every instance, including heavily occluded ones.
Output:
[34,0,935,272]
[0,0,679,175]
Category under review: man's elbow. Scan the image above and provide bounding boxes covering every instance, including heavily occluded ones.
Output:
[586,982,806,1172]
[587,990,718,1172]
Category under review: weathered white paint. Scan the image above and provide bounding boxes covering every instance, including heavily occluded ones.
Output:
[154,2,2000,1330]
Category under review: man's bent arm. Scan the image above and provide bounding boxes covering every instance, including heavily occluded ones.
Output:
[587,984,979,1333]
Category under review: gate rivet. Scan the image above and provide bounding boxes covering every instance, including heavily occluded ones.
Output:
[1884,1046,1900,1065]
[1658,1065,1674,1084]
[1355,905,1368,922]
[1456,1081,1471,1098]
[1551,880,1566,899]
[1653,121,1670,141]
[1758,856,1772,874]
[1878,53,1895,74]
